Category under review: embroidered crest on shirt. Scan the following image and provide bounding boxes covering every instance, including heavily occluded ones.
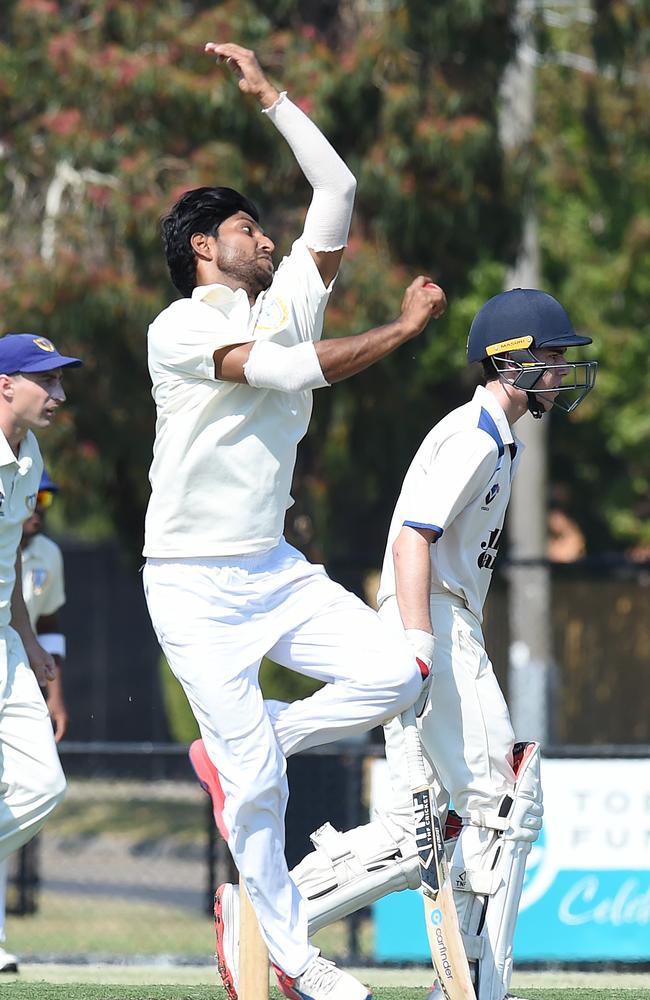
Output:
[25,493,37,511]
[255,298,289,334]
[30,568,49,596]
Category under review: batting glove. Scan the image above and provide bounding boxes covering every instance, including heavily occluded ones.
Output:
[405,628,435,717]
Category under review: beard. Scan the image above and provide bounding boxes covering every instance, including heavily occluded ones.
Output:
[216,244,274,298]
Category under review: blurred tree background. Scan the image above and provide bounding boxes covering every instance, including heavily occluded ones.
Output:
[0,0,648,565]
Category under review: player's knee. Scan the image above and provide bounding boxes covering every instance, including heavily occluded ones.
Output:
[386,649,422,712]
[35,758,67,813]
[360,649,421,722]
[50,767,67,806]
[229,750,287,827]
[43,760,67,811]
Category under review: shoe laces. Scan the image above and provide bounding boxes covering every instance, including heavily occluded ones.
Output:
[299,957,342,995]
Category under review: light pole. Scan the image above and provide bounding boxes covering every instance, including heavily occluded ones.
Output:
[499,0,554,745]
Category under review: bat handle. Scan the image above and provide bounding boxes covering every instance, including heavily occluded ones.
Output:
[401,705,427,790]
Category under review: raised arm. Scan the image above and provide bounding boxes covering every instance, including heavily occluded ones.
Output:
[205,42,356,286]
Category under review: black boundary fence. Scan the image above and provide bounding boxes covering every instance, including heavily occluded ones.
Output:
[56,542,650,747]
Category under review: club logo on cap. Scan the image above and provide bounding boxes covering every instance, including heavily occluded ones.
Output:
[33,337,55,352]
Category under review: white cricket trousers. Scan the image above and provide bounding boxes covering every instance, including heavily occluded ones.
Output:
[143,539,420,976]
[380,594,516,818]
[0,627,66,864]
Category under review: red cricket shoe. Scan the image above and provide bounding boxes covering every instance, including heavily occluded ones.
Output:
[188,739,229,841]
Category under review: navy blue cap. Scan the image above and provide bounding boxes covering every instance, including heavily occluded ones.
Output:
[39,469,59,493]
[0,333,83,374]
[467,289,592,363]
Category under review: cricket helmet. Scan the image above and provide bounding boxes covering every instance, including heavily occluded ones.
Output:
[467,288,597,416]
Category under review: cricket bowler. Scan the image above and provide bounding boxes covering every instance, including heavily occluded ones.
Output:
[142,41,445,1000]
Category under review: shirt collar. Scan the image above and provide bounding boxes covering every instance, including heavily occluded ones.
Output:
[193,283,250,311]
[0,429,35,475]
[193,282,269,332]
[473,384,515,446]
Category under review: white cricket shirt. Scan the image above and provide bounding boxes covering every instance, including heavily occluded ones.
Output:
[377,385,522,622]
[0,429,43,627]
[144,239,331,557]
[21,533,65,629]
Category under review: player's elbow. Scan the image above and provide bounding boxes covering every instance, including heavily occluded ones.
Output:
[341,168,357,199]
[392,528,414,565]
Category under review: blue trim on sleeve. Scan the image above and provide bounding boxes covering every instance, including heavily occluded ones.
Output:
[478,408,505,458]
[403,520,443,540]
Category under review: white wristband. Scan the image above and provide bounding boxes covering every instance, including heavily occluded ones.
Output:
[263,93,356,252]
[244,339,330,393]
[38,633,66,658]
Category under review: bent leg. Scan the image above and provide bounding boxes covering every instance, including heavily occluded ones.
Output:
[0,630,66,863]
[267,557,421,756]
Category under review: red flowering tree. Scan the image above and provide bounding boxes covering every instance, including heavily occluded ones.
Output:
[0,0,521,561]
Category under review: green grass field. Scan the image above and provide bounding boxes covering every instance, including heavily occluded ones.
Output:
[2,966,650,1000]
[6,892,360,961]
[3,987,650,1000]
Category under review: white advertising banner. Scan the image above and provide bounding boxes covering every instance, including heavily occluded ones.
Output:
[371,756,650,962]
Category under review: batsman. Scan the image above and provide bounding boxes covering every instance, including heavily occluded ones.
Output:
[287,289,598,1000]
[142,40,446,1000]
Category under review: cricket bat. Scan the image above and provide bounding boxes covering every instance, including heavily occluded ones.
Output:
[239,875,269,1000]
[401,706,476,1000]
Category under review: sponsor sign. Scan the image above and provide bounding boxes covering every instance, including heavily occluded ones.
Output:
[371,757,650,962]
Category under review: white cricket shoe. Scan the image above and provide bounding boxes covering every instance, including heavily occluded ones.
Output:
[0,947,18,973]
[214,883,239,1000]
[274,955,371,999]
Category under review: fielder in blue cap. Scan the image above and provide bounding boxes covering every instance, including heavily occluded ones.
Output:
[0,334,82,435]
[0,331,82,876]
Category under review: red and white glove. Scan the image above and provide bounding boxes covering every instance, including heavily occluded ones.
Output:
[405,628,434,717]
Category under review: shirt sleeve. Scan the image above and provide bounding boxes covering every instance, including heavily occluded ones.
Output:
[148,298,251,381]
[264,239,332,345]
[401,430,499,535]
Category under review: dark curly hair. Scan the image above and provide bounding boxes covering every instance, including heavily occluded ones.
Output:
[161,186,260,298]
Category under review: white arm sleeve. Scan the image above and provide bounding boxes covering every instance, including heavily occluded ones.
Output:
[243,339,330,392]
[263,93,356,252]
